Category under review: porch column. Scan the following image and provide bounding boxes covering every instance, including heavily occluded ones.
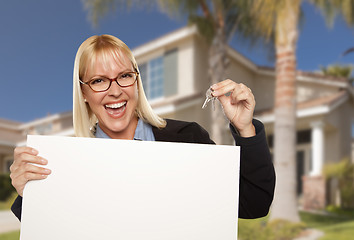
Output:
[310,121,324,176]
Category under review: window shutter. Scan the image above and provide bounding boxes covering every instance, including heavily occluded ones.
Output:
[163,48,178,97]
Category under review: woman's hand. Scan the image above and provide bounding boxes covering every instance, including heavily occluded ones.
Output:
[10,147,51,197]
[211,79,256,137]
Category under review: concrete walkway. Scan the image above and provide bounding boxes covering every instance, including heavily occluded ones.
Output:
[0,210,20,234]
[293,229,324,240]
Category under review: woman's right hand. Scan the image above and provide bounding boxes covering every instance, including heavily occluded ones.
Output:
[10,147,51,197]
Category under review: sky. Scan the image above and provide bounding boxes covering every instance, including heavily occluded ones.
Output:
[0,0,353,123]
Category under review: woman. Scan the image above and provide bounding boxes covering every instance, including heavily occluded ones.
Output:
[10,35,275,221]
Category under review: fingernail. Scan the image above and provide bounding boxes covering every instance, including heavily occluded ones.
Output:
[43,169,51,174]
[211,84,217,90]
[40,158,48,164]
[42,175,48,178]
[32,149,38,154]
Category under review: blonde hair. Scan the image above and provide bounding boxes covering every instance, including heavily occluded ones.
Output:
[73,35,166,137]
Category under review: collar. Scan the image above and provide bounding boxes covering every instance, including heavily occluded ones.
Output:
[95,119,155,141]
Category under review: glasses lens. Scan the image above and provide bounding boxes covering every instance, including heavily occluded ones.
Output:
[118,72,137,87]
[89,77,111,92]
[87,72,137,92]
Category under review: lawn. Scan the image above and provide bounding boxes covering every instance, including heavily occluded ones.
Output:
[237,211,354,240]
[300,211,354,240]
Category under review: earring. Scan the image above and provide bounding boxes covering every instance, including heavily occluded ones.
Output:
[84,99,87,102]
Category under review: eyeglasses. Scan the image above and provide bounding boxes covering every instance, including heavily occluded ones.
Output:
[79,71,139,92]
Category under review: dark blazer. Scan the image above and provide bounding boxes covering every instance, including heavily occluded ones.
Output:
[11,118,275,220]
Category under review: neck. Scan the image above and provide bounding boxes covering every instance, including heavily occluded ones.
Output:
[98,117,139,140]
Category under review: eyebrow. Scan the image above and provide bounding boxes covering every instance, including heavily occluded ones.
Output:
[88,69,134,79]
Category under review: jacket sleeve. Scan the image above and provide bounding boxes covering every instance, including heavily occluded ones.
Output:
[230,119,275,219]
[11,195,23,221]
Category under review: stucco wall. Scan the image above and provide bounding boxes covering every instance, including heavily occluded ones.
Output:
[253,74,275,112]
[297,81,340,103]
[0,127,23,143]
[177,37,195,96]
[326,101,354,162]
[322,98,353,165]
[325,128,340,164]
[225,58,254,90]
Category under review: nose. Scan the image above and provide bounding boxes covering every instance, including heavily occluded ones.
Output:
[107,80,123,97]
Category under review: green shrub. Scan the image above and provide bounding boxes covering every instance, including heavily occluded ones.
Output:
[0,192,18,210]
[323,158,354,209]
[238,218,306,240]
[326,205,354,218]
[238,219,273,240]
[267,219,306,240]
[0,173,16,201]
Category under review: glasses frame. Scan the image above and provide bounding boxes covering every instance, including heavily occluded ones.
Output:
[79,71,139,93]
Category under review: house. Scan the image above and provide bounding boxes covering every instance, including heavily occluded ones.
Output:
[1,25,353,209]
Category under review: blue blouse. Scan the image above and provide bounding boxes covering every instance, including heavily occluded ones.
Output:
[95,118,155,141]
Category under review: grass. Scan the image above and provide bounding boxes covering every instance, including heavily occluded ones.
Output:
[237,211,354,240]
[0,231,20,240]
[300,211,354,240]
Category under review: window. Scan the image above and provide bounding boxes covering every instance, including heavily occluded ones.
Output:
[140,56,164,100]
[139,49,178,100]
[35,122,53,135]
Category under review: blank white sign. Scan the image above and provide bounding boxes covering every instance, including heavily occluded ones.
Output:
[21,135,240,240]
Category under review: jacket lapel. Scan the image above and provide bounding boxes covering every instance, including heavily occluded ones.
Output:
[152,123,195,143]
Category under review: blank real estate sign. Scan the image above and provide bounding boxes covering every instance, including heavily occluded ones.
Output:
[21,135,240,240]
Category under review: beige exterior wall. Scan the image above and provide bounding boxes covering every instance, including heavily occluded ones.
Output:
[326,101,353,161]
[0,126,23,144]
[193,37,209,94]
[297,81,341,102]
[325,127,340,164]
[225,58,254,88]
[253,74,275,112]
[177,37,195,96]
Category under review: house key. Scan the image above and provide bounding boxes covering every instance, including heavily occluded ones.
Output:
[202,87,216,110]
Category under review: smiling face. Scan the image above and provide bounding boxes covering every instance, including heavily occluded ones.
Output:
[81,52,139,139]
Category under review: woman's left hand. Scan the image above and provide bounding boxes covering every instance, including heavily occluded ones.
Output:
[211,79,256,137]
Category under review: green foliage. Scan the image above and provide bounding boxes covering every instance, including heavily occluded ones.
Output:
[310,0,354,27]
[0,173,16,201]
[188,15,214,43]
[323,158,354,209]
[238,218,305,240]
[239,211,354,240]
[0,231,20,240]
[0,192,18,210]
[320,64,353,78]
[238,217,272,240]
[326,205,354,218]
[267,219,306,240]
[82,0,155,27]
[300,211,354,240]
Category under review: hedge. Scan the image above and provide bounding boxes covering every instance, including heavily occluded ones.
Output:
[0,173,16,201]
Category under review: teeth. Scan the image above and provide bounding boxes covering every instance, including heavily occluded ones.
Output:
[105,101,126,109]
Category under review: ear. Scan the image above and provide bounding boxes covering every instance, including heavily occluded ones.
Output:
[81,88,88,103]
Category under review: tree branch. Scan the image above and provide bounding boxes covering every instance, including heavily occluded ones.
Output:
[198,0,212,19]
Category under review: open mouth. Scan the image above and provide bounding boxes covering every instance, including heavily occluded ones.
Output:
[104,101,127,117]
